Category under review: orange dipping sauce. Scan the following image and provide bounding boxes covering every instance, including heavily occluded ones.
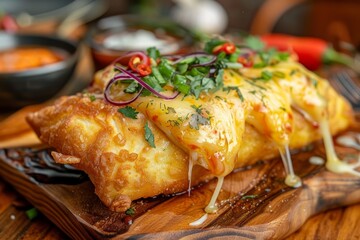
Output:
[0,47,64,72]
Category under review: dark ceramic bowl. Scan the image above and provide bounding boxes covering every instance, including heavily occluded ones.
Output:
[87,15,195,70]
[0,32,78,109]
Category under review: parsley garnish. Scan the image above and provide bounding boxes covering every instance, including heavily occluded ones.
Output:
[89,95,96,102]
[125,207,135,216]
[261,70,273,81]
[241,194,258,200]
[144,121,156,148]
[189,105,211,130]
[244,36,265,51]
[118,106,139,119]
[223,86,244,101]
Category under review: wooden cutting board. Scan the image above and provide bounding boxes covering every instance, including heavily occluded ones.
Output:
[0,109,359,240]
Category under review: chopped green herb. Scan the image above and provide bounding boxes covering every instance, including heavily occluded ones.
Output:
[151,67,166,85]
[244,35,265,51]
[166,107,176,114]
[173,75,191,95]
[124,81,139,93]
[261,70,273,81]
[244,79,267,90]
[118,106,139,119]
[310,77,318,88]
[106,37,295,105]
[158,60,175,80]
[26,208,38,220]
[253,62,267,68]
[89,95,96,102]
[189,105,211,130]
[147,47,160,60]
[125,207,135,216]
[144,121,156,148]
[290,69,297,76]
[273,71,286,78]
[241,194,258,200]
[277,52,290,61]
[223,86,244,101]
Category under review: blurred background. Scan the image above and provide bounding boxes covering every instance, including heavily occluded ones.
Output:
[1,0,360,48]
[104,0,360,50]
[1,0,360,109]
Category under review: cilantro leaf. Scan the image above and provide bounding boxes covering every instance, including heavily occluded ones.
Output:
[173,75,191,95]
[147,47,160,60]
[223,86,244,101]
[244,35,265,51]
[189,105,210,130]
[144,121,156,148]
[118,106,139,119]
[124,81,139,93]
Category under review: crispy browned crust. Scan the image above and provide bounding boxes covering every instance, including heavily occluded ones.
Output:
[26,88,353,211]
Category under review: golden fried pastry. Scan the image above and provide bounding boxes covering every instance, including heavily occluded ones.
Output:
[27,40,355,212]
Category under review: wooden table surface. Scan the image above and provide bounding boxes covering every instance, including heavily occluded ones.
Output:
[0,176,359,240]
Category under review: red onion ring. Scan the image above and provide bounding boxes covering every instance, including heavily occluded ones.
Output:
[104,64,180,106]
[104,72,144,106]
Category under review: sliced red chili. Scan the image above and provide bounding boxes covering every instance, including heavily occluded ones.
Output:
[237,55,254,68]
[212,42,236,55]
[136,63,152,76]
[128,54,151,76]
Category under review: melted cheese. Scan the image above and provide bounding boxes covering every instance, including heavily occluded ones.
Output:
[94,58,356,213]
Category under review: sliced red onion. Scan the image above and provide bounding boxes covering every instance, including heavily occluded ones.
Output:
[104,64,179,106]
[114,65,180,100]
[104,71,143,106]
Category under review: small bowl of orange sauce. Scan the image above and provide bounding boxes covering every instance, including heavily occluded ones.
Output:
[0,32,78,109]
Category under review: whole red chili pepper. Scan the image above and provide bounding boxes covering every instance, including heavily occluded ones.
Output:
[260,34,352,70]
[0,14,19,32]
[213,42,236,55]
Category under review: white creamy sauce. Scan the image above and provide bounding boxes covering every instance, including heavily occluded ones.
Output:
[205,176,224,213]
[320,119,360,176]
[279,145,302,188]
[336,134,360,150]
[103,30,179,53]
[188,151,198,196]
[189,213,208,226]
[309,156,325,165]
